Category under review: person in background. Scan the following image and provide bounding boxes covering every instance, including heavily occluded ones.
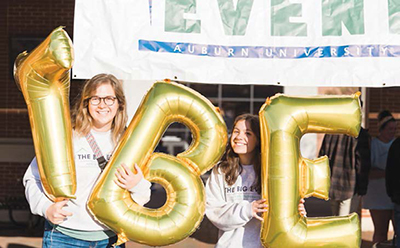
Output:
[23,74,151,247]
[386,136,400,247]
[363,110,396,244]
[205,114,306,248]
[318,127,371,217]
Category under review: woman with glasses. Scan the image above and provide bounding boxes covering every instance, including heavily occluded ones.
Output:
[23,74,151,247]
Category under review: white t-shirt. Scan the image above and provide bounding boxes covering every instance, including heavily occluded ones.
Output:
[205,164,262,248]
[23,130,151,231]
[363,137,394,209]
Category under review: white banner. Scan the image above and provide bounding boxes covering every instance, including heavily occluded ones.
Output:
[73,0,400,86]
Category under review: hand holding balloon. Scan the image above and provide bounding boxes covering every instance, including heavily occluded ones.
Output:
[88,81,227,246]
[45,200,73,225]
[114,164,143,190]
[251,198,305,221]
[298,198,306,217]
[251,199,268,221]
[260,93,361,247]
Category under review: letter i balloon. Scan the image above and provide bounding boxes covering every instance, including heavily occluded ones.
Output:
[13,27,76,202]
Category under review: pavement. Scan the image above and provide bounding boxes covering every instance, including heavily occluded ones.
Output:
[0,195,395,248]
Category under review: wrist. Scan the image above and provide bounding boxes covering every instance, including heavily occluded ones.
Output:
[245,201,254,220]
[128,178,151,193]
[42,201,54,219]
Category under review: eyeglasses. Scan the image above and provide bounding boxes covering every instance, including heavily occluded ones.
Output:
[87,96,117,106]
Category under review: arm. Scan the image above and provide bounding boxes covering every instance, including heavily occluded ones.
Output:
[23,158,54,217]
[355,129,371,195]
[205,168,260,232]
[318,135,327,157]
[23,158,73,224]
[128,178,151,206]
[114,163,151,206]
[386,138,400,199]
[369,139,386,179]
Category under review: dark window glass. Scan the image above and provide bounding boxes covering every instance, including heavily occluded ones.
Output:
[222,85,250,98]
[190,83,218,98]
[163,123,192,149]
[253,85,283,98]
[253,101,266,114]
[221,102,250,131]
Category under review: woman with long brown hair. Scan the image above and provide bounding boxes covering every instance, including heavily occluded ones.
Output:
[23,74,151,247]
[206,113,305,248]
[205,114,266,248]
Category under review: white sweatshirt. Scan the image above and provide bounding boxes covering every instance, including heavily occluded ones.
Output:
[23,130,151,231]
[205,165,262,248]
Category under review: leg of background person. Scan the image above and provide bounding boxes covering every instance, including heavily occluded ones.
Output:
[370,209,393,244]
[394,204,400,248]
[331,199,340,216]
[354,195,363,227]
[349,195,362,217]
[337,198,352,216]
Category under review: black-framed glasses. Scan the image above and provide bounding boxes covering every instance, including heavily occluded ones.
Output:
[88,96,117,106]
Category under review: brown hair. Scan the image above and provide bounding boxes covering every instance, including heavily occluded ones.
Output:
[72,74,128,144]
[217,114,261,193]
[378,110,395,131]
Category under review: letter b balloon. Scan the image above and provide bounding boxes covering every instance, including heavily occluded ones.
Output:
[88,81,228,246]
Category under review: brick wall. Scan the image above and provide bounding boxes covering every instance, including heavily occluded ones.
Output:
[368,87,400,137]
[2,0,78,137]
[2,0,400,200]
[1,0,82,199]
[0,162,27,198]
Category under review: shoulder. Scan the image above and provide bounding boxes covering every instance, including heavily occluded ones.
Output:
[371,137,379,146]
[211,165,223,176]
[390,137,400,149]
[208,165,226,182]
[72,130,84,140]
[71,131,91,152]
[72,131,86,143]
[392,137,400,144]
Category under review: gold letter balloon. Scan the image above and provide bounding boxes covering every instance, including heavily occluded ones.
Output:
[259,93,362,247]
[14,27,76,201]
[88,81,228,246]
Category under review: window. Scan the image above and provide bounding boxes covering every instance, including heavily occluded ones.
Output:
[160,83,283,155]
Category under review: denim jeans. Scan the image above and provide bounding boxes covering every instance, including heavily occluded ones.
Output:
[43,221,125,248]
[395,204,400,248]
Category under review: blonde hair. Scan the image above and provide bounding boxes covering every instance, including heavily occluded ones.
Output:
[72,74,128,144]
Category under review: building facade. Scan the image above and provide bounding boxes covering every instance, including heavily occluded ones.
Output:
[1,0,400,209]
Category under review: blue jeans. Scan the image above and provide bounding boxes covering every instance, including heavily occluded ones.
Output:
[43,222,125,248]
[395,204,400,248]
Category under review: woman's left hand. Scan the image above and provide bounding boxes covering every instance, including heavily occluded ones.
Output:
[114,163,143,190]
[298,198,307,217]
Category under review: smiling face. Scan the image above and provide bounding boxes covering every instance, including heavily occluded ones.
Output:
[88,82,119,132]
[230,119,258,165]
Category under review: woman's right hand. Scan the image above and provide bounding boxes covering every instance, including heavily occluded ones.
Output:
[251,199,268,221]
[45,200,73,224]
